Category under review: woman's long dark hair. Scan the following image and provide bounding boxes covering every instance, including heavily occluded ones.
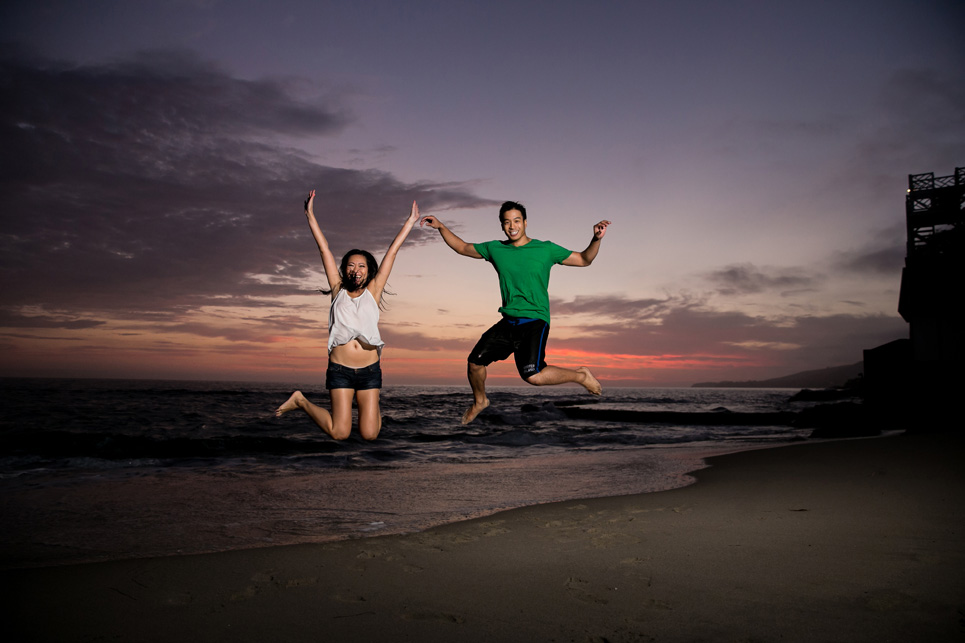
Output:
[321,249,393,309]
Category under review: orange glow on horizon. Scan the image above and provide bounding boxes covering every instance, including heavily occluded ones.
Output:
[534,348,771,372]
[0,320,788,386]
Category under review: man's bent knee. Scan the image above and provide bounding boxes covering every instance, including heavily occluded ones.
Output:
[468,361,487,378]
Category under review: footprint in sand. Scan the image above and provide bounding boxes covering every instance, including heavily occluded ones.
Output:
[403,534,447,554]
[863,589,920,611]
[233,570,319,600]
[565,577,610,605]
[476,520,510,537]
[164,591,193,606]
[436,523,510,544]
[646,598,673,610]
[231,586,259,601]
[443,532,479,544]
[620,556,651,566]
[400,611,465,624]
[590,532,639,549]
[250,571,276,583]
[334,592,368,603]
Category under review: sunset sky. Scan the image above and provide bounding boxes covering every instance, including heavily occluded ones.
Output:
[2,0,963,387]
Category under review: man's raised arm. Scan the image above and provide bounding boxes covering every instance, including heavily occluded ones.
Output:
[420,215,483,259]
[562,220,611,267]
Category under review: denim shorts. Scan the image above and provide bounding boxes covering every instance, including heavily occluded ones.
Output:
[326,361,382,391]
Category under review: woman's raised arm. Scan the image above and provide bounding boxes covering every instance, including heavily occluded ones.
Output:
[370,201,420,300]
[304,190,341,294]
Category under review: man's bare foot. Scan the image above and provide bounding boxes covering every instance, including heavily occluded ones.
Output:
[578,367,602,396]
[274,390,305,417]
[461,399,490,424]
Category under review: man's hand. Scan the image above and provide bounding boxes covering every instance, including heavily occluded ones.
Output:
[420,215,481,258]
[420,215,444,229]
[592,220,611,240]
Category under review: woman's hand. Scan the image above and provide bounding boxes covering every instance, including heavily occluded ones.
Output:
[304,189,316,217]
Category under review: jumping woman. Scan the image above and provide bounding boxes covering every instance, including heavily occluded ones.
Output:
[275,190,419,440]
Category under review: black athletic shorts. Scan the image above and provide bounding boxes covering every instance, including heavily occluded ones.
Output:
[467,316,549,378]
[326,361,382,390]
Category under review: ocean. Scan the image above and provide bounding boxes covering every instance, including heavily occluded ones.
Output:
[0,378,844,569]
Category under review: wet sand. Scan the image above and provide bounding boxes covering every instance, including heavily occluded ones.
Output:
[4,432,963,642]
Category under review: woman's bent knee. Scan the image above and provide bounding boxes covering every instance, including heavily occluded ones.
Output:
[330,423,352,440]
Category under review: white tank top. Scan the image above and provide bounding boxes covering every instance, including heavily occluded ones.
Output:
[327,288,384,355]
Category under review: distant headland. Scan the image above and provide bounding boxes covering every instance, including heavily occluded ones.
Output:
[692,362,863,389]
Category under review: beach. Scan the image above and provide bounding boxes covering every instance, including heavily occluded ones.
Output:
[0,381,823,569]
[5,431,963,642]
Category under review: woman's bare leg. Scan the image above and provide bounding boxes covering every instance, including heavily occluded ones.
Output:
[355,388,382,441]
[274,390,332,428]
[328,389,355,440]
[275,389,353,440]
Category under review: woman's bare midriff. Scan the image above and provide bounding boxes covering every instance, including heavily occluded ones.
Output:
[329,339,379,368]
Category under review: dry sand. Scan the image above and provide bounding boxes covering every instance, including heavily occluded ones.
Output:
[4,432,963,642]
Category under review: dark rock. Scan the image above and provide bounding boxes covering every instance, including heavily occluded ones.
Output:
[796,402,880,438]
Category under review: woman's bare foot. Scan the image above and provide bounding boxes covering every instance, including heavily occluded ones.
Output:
[461,399,490,424]
[578,367,603,396]
[274,390,306,417]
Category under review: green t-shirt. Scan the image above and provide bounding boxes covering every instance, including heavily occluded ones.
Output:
[474,239,572,323]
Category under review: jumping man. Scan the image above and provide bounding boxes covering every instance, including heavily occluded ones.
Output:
[420,201,611,423]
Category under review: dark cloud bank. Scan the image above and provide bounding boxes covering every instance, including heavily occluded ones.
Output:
[0,50,494,328]
[705,263,820,297]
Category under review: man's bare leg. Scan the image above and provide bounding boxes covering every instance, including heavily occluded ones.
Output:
[462,362,491,424]
[525,365,602,395]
